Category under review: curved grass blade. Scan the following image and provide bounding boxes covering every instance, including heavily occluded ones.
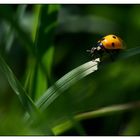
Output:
[0,54,39,117]
[36,46,140,112]
[36,58,100,110]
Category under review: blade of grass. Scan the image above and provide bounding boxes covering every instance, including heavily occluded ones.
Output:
[28,5,60,101]
[36,58,100,110]
[119,47,140,59]
[75,102,140,120]
[0,54,39,117]
[33,5,59,57]
[25,58,99,134]
[53,101,140,135]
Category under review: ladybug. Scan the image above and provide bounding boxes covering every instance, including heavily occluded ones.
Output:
[87,34,125,60]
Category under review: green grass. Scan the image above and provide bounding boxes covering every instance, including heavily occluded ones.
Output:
[0,4,140,135]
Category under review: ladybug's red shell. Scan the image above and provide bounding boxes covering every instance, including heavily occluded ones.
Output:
[98,34,124,50]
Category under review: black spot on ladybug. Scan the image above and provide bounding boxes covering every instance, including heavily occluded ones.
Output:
[112,42,115,47]
[112,36,116,39]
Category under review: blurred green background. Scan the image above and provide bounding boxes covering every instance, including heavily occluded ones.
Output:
[0,4,140,135]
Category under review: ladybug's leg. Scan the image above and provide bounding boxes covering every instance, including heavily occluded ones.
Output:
[87,47,98,60]
[108,52,115,61]
[91,51,97,61]
[92,49,104,62]
[107,50,122,61]
[97,50,103,60]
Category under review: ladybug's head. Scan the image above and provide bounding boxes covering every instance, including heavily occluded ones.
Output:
[97,41,105,50]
